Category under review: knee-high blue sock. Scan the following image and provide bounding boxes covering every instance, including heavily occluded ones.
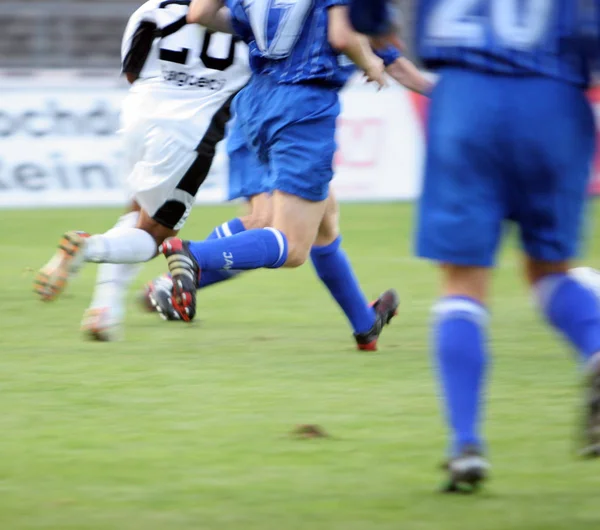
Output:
[535,274,600,363]
[433,297,489,456]
[188,227,287,271]
[205,218,246,241]
[311,237,375,334]
[198,218,246,288]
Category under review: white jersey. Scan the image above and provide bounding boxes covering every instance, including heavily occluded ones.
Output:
[120,0,250,150]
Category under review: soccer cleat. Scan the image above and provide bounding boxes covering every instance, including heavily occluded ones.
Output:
[354,288,400,351]
[148,278,183,322]
[34,231,89,301]
[580,356,600,458]
[139,274,175,314]
[442,445,490,494]
[81,307,122,342]
[159,238,199,322]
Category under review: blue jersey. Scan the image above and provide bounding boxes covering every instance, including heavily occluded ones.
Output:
[349,0,392,36]
[416,0,596,87]
[228,0,397,88]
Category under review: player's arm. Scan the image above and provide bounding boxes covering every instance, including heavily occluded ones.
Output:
[385,57,432,95]
[328,5,385,87]
[375,45,432,95]
[188,0,234,34]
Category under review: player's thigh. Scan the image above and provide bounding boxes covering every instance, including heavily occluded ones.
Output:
[416,70,505,267]
[128,126,208,231]
[511,80,595,263]
[272,191,329,267]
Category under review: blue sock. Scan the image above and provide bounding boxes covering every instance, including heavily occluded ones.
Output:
[198,218,247,288]
[311,237,375,334]
[433,297,489,456]
[188,227,287,271]
[205,218,246,241]
[536,274,600,362]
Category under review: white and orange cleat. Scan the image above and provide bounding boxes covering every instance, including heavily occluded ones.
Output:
[81,307,122,342]
[34,231,89,301]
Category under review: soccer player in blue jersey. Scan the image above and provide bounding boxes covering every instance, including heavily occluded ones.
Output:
[157,0,401,350]
[415,1,600,492]
[145,52,430,328]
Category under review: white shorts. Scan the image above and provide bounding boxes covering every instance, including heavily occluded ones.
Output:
[122,121,211,231]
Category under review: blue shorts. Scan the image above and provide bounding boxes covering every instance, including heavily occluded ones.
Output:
[232,74,340,202]
[226,116,270,201]
[417,68,595,266]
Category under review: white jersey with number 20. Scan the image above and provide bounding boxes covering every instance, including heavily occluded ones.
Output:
[120,0,250,150]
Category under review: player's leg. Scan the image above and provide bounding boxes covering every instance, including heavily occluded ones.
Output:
[159,80,339,320]
[195,128,273,290]
[513,78,600,457]
[417,69,507,492]
[146,192,273,321]
[35,126,213,342]
[80,204,180,339]
[146,122,275,320]
[311,190,398,350]
[82,200,145,340]
[33,125,191,301]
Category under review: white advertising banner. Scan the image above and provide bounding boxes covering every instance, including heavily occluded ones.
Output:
[0,78,425,208]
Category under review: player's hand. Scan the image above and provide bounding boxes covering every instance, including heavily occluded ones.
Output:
[364,56,386,89]
[385,57,433,96]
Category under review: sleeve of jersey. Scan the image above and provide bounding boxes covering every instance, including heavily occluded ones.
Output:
[375,45,401,67]
[230,16,251,43]
[226,0,253,43]
[325,0,350,7]
[121,11,158,76]
[349,0,391,36]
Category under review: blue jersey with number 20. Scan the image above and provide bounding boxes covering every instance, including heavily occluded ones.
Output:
[416,0,594,87]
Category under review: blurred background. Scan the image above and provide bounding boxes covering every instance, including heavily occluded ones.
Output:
[0,0,150,71]
[0,0,424,209]
[0,0,414,70]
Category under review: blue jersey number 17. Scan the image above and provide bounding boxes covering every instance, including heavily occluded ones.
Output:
[244,0,313,59]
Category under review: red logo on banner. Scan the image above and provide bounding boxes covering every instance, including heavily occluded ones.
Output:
[409,92,429,133]
[587,87,600,195]
[335,118,383,168]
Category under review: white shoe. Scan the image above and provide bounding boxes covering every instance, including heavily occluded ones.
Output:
[81,307,122,342]
[34,231,89,301]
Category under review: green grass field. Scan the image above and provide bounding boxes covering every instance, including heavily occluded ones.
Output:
[1,203,599,530]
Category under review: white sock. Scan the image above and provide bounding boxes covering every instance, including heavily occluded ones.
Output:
[88,212,144,313]
[84,217,157,264]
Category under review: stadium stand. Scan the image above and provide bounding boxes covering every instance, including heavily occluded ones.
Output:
[0,1,140,69]
[0,0,412,70]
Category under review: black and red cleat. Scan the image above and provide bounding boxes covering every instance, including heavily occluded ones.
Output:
[580,354,600,458]
[354,289,399,351]
[159,238,200,322]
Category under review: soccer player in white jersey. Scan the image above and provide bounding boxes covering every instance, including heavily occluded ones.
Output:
[34,0,251,340]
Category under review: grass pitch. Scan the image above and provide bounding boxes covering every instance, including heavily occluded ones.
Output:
[0,203,599,530]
